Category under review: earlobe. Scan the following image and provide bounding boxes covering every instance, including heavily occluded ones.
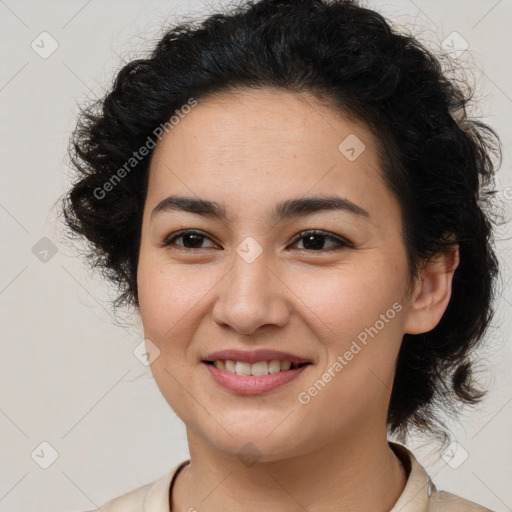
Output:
[403,245,460,335]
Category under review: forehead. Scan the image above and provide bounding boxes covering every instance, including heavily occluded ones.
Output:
[145,88,395,224]
[152,87,376,162]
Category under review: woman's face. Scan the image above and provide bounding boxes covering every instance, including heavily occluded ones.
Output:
[137,88,419,460]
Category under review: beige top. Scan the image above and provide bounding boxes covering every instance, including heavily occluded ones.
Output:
[86,442,494,511]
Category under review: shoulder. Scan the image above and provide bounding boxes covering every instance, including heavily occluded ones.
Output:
[83,480,154,512]
[389,442,496,512]
[428,490,496,511]
[82,461,189,512]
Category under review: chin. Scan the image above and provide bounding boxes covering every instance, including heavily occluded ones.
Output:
[196,420,313,464]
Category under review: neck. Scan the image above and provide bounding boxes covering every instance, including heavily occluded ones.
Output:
[172,429,407,512]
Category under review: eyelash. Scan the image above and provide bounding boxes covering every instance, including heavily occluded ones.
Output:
[161,229,353,252]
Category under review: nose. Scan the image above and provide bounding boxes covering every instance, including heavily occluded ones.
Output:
[211,248,292,335]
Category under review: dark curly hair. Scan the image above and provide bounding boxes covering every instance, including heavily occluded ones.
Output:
[60,0,502,443]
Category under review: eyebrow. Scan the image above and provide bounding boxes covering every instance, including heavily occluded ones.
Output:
[150,194,370,223]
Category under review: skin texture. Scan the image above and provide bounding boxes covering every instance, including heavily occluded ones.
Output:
[136,88,459,512]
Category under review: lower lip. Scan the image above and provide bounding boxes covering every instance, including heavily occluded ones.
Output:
[203,362,310,395]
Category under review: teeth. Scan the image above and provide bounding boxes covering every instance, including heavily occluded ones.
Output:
[250,361,268,376]
[268,360,281,374]
[235,361,251,376]
[214,359,303,375]
[280,360,291,371]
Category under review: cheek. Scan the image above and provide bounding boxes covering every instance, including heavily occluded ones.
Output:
[288,262,403,338]
[138,249,196,327]
[293,262,406,394]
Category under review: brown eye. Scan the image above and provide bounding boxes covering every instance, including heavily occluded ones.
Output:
[161,229,352,252]
[289,230,352,252]
[162,230,217,249]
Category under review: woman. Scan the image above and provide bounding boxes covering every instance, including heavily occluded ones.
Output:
[62,0,502,510]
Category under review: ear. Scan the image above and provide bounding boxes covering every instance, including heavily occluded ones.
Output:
[403,245,460,335]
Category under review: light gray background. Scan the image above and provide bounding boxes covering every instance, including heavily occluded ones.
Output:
[0,1,511,511]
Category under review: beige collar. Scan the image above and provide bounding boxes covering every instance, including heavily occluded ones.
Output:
[389,442,434,512]
[142,442,435,512]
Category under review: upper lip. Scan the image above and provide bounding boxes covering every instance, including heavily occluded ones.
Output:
[202,349,311,365]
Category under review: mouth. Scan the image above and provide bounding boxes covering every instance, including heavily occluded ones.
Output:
[202,359,311,375]
[201,359,312,395]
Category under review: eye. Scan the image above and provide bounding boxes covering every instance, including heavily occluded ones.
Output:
[161,229,352,252]
[288,230,353,252]
[161,230,218,250]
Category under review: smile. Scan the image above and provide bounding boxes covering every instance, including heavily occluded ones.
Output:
[202,360,312,395]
